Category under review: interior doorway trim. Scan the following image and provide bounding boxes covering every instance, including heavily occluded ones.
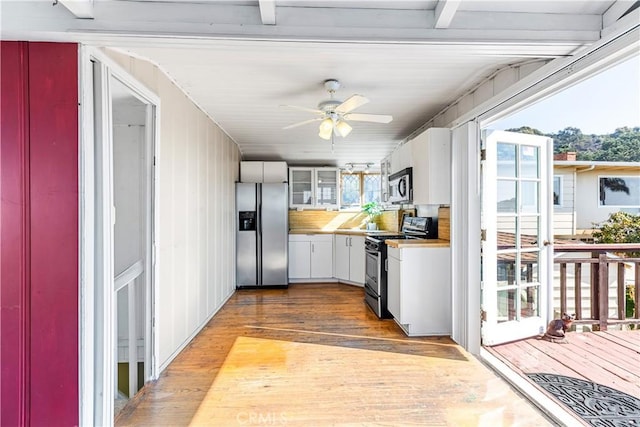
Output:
[79,45,161,427]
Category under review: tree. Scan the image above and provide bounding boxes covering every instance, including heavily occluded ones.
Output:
[593,127,640,162]
[550,126,597,155]
[505,125,640,162]
[592,212,640,318]
[592,212,640,245]
[506,126,544,136]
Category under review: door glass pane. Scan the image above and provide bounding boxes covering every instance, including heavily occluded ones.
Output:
[497,143,517,177]
[520,252,539,284]
[317,170,337,184]
[292,170,313,205]
[291,183,312,205]
[316,170,337,205]
[520,285,540,318]
[497,180,517,212]
[497,216,517,251]
[497,289,517,323]
[520,216,539,250]
[497,257,517,287]
[292,169,312,182]
[520,145,539,178]
[520,181,539,214]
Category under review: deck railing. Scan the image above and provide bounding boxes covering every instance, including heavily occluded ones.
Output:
[554,243,640,330]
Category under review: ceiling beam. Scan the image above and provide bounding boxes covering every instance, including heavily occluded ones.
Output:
[2,2,601,46]
[57,0,93,19]
[602,0,636,28]
[259,0,276,25]
[434,0,460,29]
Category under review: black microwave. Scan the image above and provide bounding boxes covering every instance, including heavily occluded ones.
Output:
[388,167,412,204]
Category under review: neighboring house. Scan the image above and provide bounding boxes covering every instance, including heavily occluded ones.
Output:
[553,152,640,237]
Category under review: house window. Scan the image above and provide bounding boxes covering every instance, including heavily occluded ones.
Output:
[553,176,562,206]
[340,173,381,208]
[599,176,640,207]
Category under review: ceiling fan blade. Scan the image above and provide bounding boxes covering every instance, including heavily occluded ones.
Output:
[344,113,393,123]
[280,104,323,114]
[283,118,322,130]
[335,95,369,114]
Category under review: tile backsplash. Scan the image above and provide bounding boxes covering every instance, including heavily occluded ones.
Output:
[289,209,410,232]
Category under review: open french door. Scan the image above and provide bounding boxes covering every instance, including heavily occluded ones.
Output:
[481,130,553,346]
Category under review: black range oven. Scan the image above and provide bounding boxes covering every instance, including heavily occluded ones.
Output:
[364,216,437,318]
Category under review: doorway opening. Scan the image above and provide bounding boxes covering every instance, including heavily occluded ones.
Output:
[81,49,159,426]
[110,76,154,414]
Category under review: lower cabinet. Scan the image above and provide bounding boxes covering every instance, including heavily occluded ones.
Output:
[334,234,365,285]
[387,245,451,336]
[288,234,334,280]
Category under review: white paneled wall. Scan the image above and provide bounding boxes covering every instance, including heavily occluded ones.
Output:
[106,50,240,370]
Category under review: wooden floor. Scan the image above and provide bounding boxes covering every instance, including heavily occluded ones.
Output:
[116,284,552,426]
[486,329,640,400]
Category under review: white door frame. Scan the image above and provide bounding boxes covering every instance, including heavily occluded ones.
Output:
[79,46,161,427]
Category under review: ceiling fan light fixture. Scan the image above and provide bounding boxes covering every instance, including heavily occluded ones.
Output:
[335,120,352,137]
[318,127,332,140]
[319,117,334,133]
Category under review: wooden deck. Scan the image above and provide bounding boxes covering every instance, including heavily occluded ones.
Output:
[116,284,552,426]
[486,329,640,400]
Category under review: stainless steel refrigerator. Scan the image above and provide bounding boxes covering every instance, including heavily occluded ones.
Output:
[236,183,289,288]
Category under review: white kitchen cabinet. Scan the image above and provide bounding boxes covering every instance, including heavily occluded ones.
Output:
[288,234,334,280]
[288,241,311,278]
[240,161,288,183]
[386,245,451,336]
[333,234,365,285]
[310,238,333,278]
[390,142,412,175]
[410,128,451,205]
[289,167,339,209]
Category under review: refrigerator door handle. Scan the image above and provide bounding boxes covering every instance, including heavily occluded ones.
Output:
[256,184,262,285]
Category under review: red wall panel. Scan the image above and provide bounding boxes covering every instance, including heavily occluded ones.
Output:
[0,41,79,427]
[27,42,79,427]
[0,41,30,427]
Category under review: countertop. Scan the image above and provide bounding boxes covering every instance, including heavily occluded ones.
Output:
[289,229,391,236]
[385,239,450,248]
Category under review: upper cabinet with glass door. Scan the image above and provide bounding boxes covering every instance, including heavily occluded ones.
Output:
[315,167,339,208]
[289,167,339,209]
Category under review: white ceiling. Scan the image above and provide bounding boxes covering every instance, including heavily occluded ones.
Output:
[2,0,632,167]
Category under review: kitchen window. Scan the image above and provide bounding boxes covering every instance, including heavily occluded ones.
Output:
[341,173,381,208]
[599,176,640,207]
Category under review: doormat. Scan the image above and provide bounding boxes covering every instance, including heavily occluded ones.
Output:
[526,373,640,426]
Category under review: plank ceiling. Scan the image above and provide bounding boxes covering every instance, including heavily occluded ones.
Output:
[1,0,636,166]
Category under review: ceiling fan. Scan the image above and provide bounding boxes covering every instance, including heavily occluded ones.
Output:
[281,79,393,140]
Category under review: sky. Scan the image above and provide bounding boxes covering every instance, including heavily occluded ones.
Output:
[491,55,640,135]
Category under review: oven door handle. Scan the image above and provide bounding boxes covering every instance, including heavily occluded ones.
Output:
[365,248,379,256]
